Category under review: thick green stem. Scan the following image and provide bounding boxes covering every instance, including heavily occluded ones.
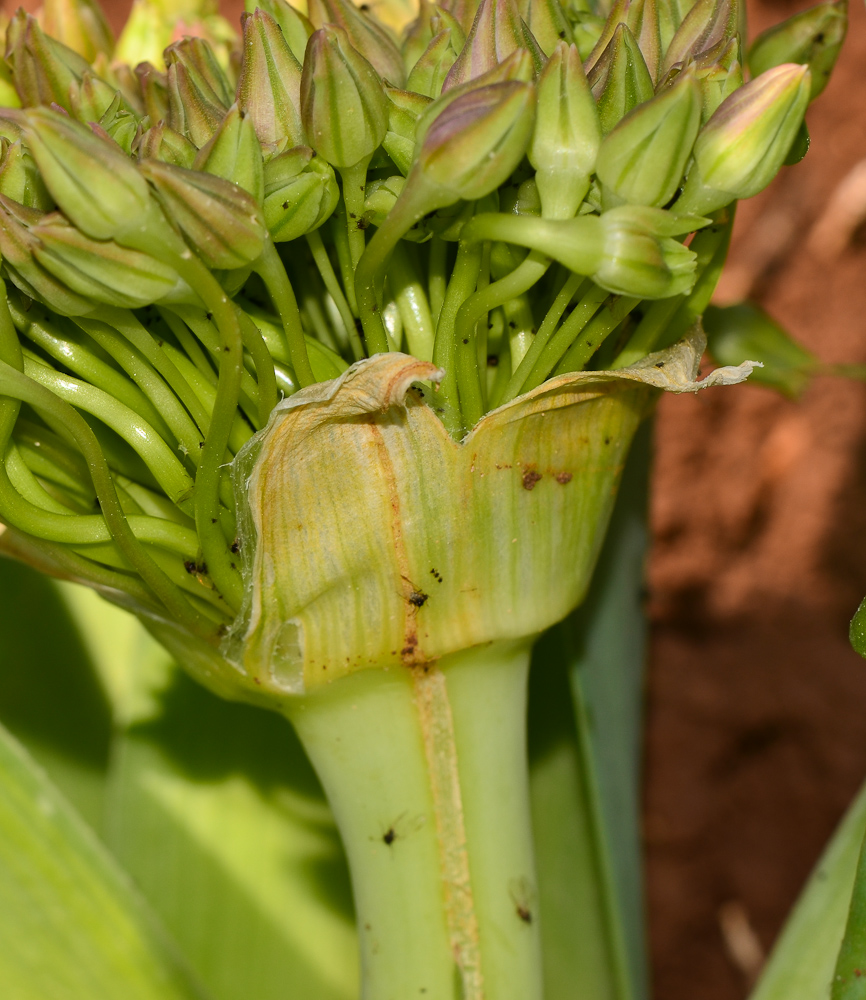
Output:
[284,639,542,1000]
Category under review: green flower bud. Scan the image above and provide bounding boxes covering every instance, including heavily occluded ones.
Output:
[569,10,606,61]
[583,0,626,74]
[518,0,574,56]
[5,10,91,113]
[363,173,429,240]
[624,0,662,80]
[262,146,339,241]
[166,60,227,149]
[382,87,433,175]
[661,0,740,78]
[406,26,462,98]
[402,0,447,72]
[596,68,701,208]
[135,62,169,125]
[446,0,484,33]
[300,26,389,169]
[41,0,114,63]
[137,120,198,168]
[595,205,700,296]
[139,159,268,270]
[98,97,140,155]
[674,63,811,216]
[165,36,233,110]
[237,9,306,157]
[587,23,654,134]
[0,140,52,210]
[30,213,188,309]
[748,0,846,101]
[443,0,545,92]
[67,70,118,124]
[415,80,536,203]
[528,41,600,218]
[23,107,153,242]
[193,104,265,205]
[244,0,314,65]
[308,0,406,87]
[0,196,93,315]
[703,301,810,397]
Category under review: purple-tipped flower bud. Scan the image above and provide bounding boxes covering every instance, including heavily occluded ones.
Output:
[262,146,339,241]
[661,0,740,77]
[166,36,233,109]
[245,0,313,64]
[308,0,406,86]
[596,68,702,208]
[193,104,265,205]
[23,107,152,242]
[300,26,389,169]
[748,0,846,101]
[528,42,600,218]
[674,63,811,216]
[139,159,268,270]
[588,23,654,134]
[415,79,536,202]
[41,0,114,63]
[166,60,226,149]
[238,9,305,157]
[443,0,544,91]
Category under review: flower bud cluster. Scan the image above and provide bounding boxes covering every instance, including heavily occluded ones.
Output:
[0,0,838,648]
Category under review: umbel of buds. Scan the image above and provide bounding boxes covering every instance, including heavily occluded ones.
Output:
[0,0,837,996]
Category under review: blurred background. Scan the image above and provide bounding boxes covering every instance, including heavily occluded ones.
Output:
[3,0,866,996]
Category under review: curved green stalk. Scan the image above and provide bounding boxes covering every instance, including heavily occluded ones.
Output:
[254,240,315,388]
[285,640,542,1000]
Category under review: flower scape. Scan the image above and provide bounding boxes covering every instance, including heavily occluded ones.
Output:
[0,0,845,995]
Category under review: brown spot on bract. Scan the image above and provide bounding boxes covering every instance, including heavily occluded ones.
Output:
[522,470,542,491]
[556,472,573,485]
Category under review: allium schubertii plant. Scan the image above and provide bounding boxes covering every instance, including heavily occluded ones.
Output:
[0,0,849,995]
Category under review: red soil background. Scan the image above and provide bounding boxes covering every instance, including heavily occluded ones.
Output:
[7,0,866,994]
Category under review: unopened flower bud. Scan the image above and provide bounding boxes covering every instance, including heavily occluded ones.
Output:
[238,9,305,157]
[67,70,118,124]
[0,196,93,314]
[308,0,406,87]
[40,0,114,64]
[137,120,198,168]
[661,0,740,77]
[570,9,606,61]
[595,205,699,296]
[382,87,433,175]
[300,26,389,169]
[23,107,153,242]
[166,60,227,149]
[596,68,701,208]
[98,98,139,155]
[5,10,91,113]
[363,173,427,240]
[406,26,462,98]
[748,0,846,101]
[30,212,186,309]
[588,24,654,134]
[0,139,52,210]
[415,79,536,203]
[518,0,573,56]
[262,146,339,241]
[165,36,233,110]
[244,0,313,64]
[689,37,742,122]
[140,159,268,269]
[193,104,265,205]
[674,63,811,216]
[443,0,545,91]
[402,0,451,72]
[135,62,169,125]
[528,41,600,218]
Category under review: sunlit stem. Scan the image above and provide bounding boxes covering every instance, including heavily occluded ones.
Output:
[254,239,315,388]
[284,640,542,1000]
